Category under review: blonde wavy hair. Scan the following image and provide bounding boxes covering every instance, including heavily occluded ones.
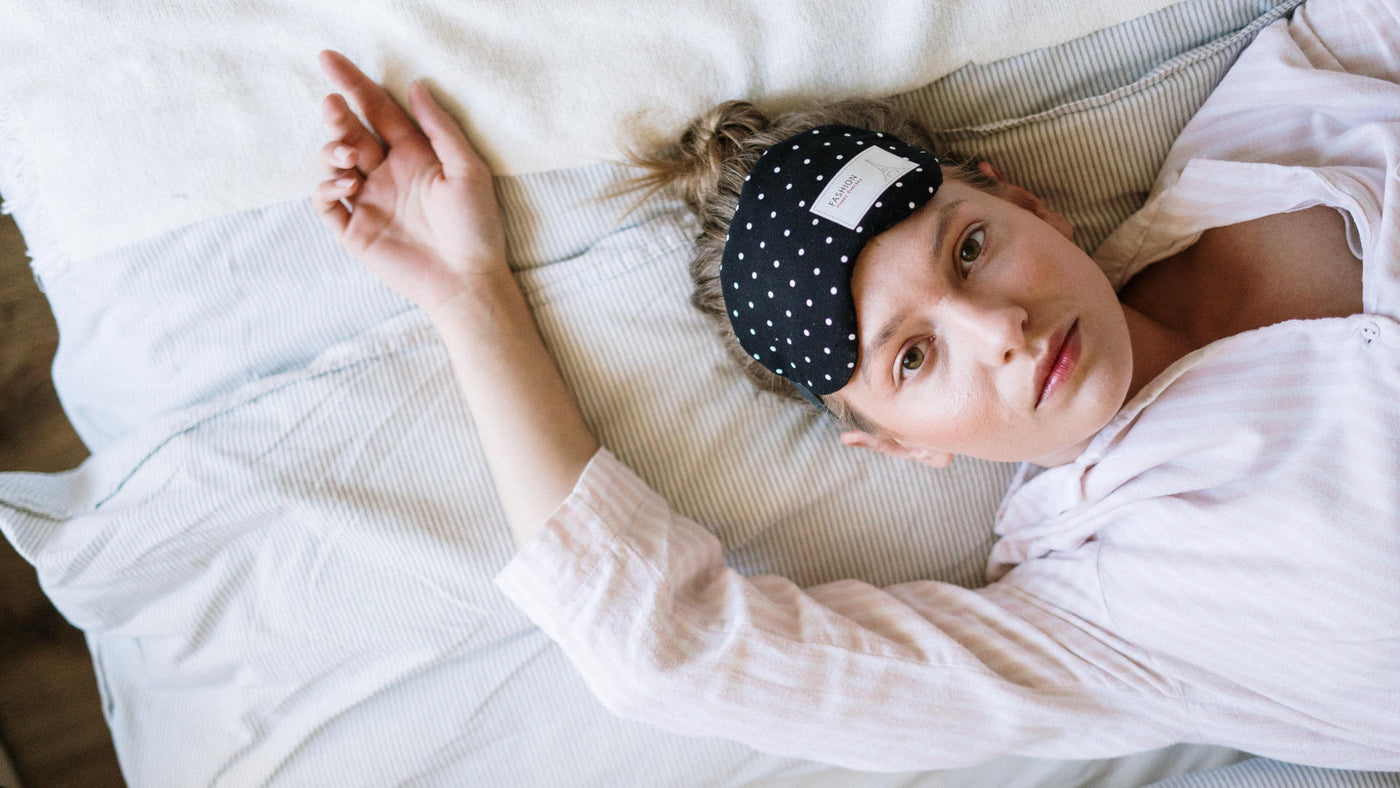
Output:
[628,98,993,427]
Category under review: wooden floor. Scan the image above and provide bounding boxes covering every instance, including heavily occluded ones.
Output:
[0,204,126,787]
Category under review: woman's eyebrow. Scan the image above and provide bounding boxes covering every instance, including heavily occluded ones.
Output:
[859,198,965,384]
[931,198,966,258]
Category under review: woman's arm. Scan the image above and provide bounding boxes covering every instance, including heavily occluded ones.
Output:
[497,449,1191,769]
[313,50,598,545]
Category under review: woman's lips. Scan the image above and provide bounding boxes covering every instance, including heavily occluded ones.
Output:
[1036,320,1080,407]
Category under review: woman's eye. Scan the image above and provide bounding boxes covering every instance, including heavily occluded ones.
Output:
[900,344,926,376]
[957,229,985,274]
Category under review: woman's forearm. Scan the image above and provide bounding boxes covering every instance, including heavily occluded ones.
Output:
[428,271,600,546]
[312,51,596,545]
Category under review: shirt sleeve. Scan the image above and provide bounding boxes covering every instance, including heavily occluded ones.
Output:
[496,449,1192,770]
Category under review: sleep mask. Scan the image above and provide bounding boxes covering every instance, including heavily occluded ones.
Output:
[720,125,942,400]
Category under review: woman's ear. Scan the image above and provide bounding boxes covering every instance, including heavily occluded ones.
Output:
[840,430,954,469]
[976,162,1075,241]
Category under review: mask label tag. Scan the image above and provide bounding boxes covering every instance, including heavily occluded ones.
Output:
[809,146,919,230]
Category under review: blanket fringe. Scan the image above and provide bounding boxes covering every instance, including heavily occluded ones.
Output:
[0,100,68,287]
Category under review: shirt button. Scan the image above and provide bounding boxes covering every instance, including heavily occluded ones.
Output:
[1361,322,1380,342]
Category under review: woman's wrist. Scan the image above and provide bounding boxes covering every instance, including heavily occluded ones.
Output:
[422,264,519,333]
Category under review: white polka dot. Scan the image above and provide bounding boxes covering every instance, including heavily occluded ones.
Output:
[830,287,838,295]
[753,353,761,359]
[847,362,855,368]
[825,237,833,244]
[840,256,848,263]
[823,345,831,352]
[774,166,781,173]
[848,333,856,341]
[909,202,916,209]
[797,248,805,256]
[813,267,821,275]
[789,279,796,287]
[773,260,780,268]
[746,222,752,230]
[816,175,824,181]
[875,201,882,208]
[767,291,774,298]
[784,229,791,237]
[758,193,765,200]
[798,201,807,208]
[806,300,813,307]
[770,211,777,218]
[737,252,744,260]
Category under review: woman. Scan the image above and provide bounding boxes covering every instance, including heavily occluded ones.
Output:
[312,0,1398,770]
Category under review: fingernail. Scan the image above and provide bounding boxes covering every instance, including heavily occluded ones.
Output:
[335,177,356,189]
[334,145,354,165]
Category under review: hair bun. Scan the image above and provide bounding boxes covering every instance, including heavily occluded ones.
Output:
[629,101,772,217]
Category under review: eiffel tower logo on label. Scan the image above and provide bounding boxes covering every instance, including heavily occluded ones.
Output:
[866,158,907,184]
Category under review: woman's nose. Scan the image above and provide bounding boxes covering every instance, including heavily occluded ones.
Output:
[942,296,1029,364]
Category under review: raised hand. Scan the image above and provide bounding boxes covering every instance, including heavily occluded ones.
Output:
[311,51,599,543]
[314,50,508,316]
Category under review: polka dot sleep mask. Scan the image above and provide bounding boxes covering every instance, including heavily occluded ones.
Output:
[720,125,942,398]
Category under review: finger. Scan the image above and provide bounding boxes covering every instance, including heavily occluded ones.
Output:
[313,175,359,235]
[322,93,386,174]
[319,140,359,175]
[319,50,420,147]
[408,80,484,180]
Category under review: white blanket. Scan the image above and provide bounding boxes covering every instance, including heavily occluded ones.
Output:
[0,0,1174,273]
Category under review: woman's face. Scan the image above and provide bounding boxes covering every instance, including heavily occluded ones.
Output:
[834,178,1133,467]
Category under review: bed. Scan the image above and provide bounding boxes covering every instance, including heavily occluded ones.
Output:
[1,0,1396,784]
